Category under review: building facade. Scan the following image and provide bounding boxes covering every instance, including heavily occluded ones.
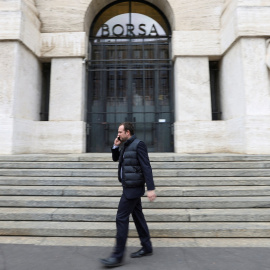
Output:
[0,0,270,154]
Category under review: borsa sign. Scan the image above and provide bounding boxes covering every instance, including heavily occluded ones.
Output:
[100,23,160,37]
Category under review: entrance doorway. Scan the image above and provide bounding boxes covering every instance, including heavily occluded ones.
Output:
[87,0,173,152]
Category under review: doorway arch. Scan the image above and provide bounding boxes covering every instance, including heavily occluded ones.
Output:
[86,0,173,152]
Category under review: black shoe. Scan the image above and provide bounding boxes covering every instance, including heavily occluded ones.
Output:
[100,257,122,268]
[130,248,153,258]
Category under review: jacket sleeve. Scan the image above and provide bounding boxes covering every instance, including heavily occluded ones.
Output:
[111,146,120,162]
[137,141,155,191]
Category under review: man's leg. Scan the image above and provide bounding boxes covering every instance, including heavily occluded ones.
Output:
[131,198,152,252]
[112,194,141,260]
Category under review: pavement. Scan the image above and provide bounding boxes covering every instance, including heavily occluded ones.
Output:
[0,238,270,270]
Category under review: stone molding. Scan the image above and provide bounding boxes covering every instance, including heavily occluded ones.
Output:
[0,0,41,56]
[40,32,87,58]
[23,0,39,17]
[221,0,270,54]
[266,39,270,70]
[172,31,220,58]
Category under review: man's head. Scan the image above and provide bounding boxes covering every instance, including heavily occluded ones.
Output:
[117,122,134,142]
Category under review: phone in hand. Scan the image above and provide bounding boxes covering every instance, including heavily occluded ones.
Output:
[117,136,121,142]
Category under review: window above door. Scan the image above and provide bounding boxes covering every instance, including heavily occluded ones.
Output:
[91,1,170,38]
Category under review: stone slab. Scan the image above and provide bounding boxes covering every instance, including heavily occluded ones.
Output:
[1,208,269,222]
[0,196,270,209]
[0,176,119,186]
[0,221,270,238]
[172,31,220,57]
[180,186,270,197]
[0,162,118,169]
[34,121,86,154]
[1,168,270,177]
[237,7,270,37]
[1,186,270,197]
[0,208,54,221]
[49,58,86,121]
[2,161,270,169]
[188,209,270,222]
[1,154,270,162]
[0,186,65,196]
[0,208,188,222]
[0,169,118,177]
[0,4,41,55]
[40,32,87,58]
[174,169,270,177]
[1,236,270,248]
[174,121,228,154]
[0,154,83,162]
[0,11,21,40]
[1,176,270,187]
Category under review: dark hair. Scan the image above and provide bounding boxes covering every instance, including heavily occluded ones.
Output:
[120,122,135,135]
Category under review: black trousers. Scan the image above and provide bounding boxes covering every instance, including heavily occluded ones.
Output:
[112,193,152,260]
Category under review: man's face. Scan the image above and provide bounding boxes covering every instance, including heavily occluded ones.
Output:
[118,125,130,142]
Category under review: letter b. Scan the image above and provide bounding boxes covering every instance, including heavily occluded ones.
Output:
[101,24,110,37]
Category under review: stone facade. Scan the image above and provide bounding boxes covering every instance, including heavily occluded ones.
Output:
[0,0,270,154]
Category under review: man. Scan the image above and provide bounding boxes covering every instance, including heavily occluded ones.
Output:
[100,122,157,268]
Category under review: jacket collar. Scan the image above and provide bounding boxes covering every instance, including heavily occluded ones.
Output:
[124,135,136,147]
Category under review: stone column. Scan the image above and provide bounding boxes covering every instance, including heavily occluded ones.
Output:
[241,38,270,154]
[219,38,270,154]
[0,42,17,154]
[0,0,41,154]
[34,57,87,153]
[174,57,212,122]
[173,57,228,153]
[50,58,85,121]
[241,38,270,117]
[0,41,42,154]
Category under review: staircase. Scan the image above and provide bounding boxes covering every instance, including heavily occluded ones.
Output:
[0,153,270,239]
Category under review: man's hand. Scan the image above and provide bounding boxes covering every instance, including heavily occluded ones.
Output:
[114,137,121,146]
[147,190,156,202]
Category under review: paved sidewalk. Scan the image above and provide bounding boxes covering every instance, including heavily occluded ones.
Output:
[0,244,270,270]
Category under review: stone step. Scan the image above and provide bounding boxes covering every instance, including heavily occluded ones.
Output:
[1,176,270,186]
[0,154,112,162]
[0,208,269,222]
[1,154,270,162]
[69,237,270,247]
[2,161,270,169]
[1,168,270,177]
[0,186,270,197]
[0,196,270,209]
[1,236,270,248]
[0,221,269,237]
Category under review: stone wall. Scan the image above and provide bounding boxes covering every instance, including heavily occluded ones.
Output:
[173,0,270,154]
[1,0,270,154]
[0,0,87,153]
[219,37,270,154]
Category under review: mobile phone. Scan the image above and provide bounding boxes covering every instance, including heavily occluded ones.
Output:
[117,136,121,141]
